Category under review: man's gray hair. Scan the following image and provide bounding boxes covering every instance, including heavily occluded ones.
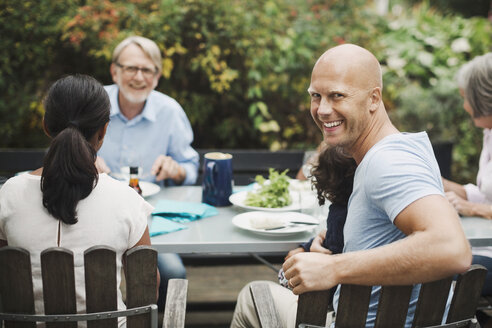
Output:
[464,53,492,118]
[112,36,162,74]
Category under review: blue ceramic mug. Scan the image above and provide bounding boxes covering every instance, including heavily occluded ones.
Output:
[202,152,233,206]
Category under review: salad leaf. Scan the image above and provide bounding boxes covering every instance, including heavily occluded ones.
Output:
[245,168,292,208]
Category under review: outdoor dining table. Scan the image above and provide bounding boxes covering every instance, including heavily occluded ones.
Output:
[148,185,492,254]
[148,185,325,255]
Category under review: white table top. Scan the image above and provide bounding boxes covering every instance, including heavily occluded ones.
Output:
[148,186,492,254]
[148,186,324,254]
[460,216,492,247]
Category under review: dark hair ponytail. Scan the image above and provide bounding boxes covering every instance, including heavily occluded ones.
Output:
[41,75,110,224]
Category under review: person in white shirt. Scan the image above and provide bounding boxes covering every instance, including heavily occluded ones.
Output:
[0,74,157,327]
[442,53,492,314]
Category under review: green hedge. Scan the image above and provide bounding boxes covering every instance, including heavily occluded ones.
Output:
[1,0,490,182]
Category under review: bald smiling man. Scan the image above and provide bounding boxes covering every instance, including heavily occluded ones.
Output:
[231,44,472,328]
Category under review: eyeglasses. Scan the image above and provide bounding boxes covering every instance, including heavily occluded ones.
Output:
[115,63,157,78]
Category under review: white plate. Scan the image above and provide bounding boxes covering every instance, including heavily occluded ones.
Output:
[232,211,319,236]
[139,181,161,198]
[109,173,160,198]
[229,189,317,212]
[121,180,160,198]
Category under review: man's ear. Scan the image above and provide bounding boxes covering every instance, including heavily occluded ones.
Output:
[110,63,118,84]
[151,72,161,90]
[42,117,51,138]
[369,87,382,113]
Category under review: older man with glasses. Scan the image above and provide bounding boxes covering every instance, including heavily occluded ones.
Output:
[96,35,199,186]
[96,36,198,313]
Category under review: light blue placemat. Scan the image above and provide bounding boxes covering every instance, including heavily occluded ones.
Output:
[152,199,218,223]
[149,216,188,237]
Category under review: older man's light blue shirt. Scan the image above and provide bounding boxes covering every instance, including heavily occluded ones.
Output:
[98,84,199,185]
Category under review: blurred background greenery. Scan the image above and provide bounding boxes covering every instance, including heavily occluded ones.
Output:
[0,0,491,182]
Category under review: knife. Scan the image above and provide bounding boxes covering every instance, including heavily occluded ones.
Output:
[264,221,318,231]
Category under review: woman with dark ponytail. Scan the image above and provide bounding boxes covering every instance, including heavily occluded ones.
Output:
[0,74,158,326]
[41,74,110,225]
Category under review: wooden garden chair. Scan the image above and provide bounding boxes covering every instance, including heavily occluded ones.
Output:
[250,264,486,328]
[0,245,188,328]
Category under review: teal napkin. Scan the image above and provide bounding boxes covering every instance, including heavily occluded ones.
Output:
[150,216,187,237]
[152,199,218,223]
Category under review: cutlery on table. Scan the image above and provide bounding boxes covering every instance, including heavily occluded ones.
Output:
[264,221,318,231]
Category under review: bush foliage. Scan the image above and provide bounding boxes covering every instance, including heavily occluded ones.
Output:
[1,0,491,182]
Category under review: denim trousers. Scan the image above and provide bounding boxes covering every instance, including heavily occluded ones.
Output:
[156,253,186,311]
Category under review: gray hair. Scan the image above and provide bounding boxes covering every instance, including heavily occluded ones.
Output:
[464,53,492,117]
[112,36,162,74]
[456,60,474,90]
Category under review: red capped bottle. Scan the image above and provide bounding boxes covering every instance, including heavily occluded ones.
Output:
[129,166,142,195]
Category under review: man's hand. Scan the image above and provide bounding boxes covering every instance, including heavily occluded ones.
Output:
[95,156,111,174]
[310,229,332,254]
[151,155,186,183]
[283,252,335,295]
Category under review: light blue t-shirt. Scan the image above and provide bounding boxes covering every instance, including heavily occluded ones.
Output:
[333,132,444,327]
[99,85,199,185]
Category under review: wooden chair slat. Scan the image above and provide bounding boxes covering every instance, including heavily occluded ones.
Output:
[41,247,77,328]
[334,284,372,328]
[0,247,36,328]
[296,290,332,328]
[163,279,188,328]
[125,246,157,328]
[1,245,169,328]
[447,264,487,324]
[84,246,118,328]
[412,277,454,327]
[374,285,413,328]
[249,282,283,328]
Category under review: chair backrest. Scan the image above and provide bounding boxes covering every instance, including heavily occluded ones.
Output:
[0,145,451,184]
[196,149,305,185]
[250,265,487,328]
[0,245,160,328]
[0,149,47,177]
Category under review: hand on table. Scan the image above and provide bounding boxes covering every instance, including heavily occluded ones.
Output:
[446,191,492,219]
[95,156,111,174]
[446,191,475,217]
[283,252,335,295]
[151,155,186,183]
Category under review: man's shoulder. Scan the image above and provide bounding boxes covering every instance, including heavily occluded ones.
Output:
[104,84,117,94]
[365,132,433,161]
[360,132,437,179]
[148,90,183,111]
[147,90,191,124]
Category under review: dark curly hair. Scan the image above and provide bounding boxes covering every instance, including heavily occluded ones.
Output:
[312,146,356,206]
